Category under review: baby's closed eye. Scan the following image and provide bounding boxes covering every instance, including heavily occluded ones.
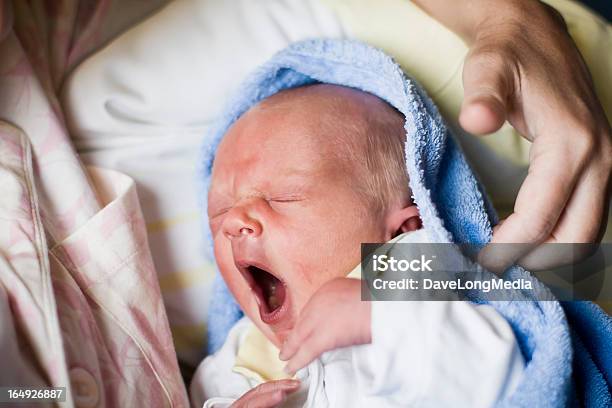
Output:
[208,206,231,220]
[266,195,306,211]
[267,196,304,203]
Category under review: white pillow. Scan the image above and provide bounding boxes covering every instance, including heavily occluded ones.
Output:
[64,0,345,139]
[62,0,346,368]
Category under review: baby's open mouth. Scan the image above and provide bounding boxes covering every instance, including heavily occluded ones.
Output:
[238,262,289,324]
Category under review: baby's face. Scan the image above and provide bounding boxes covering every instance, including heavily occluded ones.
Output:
[208,99,389,346]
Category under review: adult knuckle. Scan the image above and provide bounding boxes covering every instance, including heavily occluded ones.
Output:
[482,50,509,69]
[522,216,556,243]
[568,127,596,158]
[468,45,509,71]
[574,125,612,171]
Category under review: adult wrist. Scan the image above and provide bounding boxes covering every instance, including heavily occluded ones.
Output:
[413,0,566,46]
[467,0,568,45]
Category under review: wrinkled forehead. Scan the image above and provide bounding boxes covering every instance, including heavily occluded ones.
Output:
[214,106,329,168]
[213,86,370,173]
[209,114,341,198]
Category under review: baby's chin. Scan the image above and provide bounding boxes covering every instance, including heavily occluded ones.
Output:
[270,327,292,349]
[252,317,293,349]
[240,301,296,348]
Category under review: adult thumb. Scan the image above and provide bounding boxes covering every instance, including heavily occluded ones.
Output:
[459,49,512,135]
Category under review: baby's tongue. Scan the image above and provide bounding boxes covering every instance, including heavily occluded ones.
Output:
[262,275,285,312]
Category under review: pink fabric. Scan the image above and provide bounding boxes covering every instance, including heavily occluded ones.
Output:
[0,1,188,407]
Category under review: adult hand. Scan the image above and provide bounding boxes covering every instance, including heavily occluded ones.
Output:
[230,379,300,408]
[415,0,612,271]
[279,278,371,374]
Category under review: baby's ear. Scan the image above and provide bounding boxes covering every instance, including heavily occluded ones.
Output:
[385,204,421,239]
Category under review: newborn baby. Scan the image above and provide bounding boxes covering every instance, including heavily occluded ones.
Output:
[192,84,524,408]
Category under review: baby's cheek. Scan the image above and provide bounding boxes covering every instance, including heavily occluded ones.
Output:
[215,244,251,310]
[323,235,363,277]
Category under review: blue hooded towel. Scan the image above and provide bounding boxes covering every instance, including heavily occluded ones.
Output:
[199,39,612,407]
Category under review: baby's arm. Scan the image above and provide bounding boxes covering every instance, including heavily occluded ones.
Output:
[280,278,369,374]
[280,278,524,406]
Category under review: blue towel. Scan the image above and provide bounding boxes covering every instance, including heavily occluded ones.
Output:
[199,39,612,407]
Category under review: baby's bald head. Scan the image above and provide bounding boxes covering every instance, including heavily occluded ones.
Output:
[253,84,410,213]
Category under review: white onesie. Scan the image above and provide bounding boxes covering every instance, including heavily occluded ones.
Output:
[191,231,525,407]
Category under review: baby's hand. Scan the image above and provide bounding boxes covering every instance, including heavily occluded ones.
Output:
[279,278,371,374]
[230,379,300,408]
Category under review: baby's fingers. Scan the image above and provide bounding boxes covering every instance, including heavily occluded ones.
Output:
[237,390,285,408]
[283,331,334,375]
[279,307,318,362]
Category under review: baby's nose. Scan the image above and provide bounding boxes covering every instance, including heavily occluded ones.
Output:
[222,206,262,240]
